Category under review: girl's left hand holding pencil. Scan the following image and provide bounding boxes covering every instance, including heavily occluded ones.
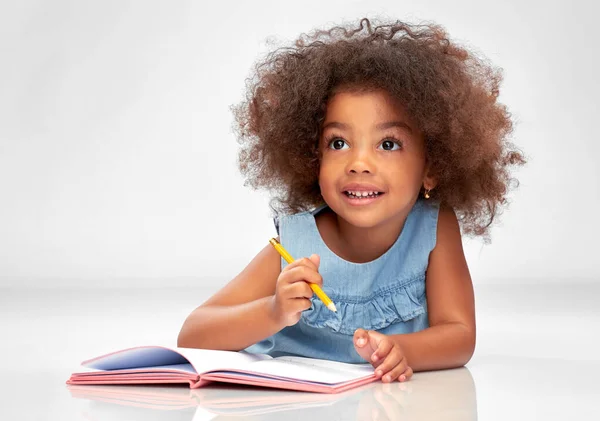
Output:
[353,329,413,383]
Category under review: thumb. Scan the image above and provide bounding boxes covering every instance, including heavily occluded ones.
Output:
[354,328,369,348]
[367,330,384,349]
[309,253,320,269]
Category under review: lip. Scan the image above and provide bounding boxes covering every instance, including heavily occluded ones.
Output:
[340,183,385,193]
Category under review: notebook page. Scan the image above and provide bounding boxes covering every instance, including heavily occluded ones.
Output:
[244,356,373,384]
[176,348,272,374]
[74,363,197,376]
[84,347,188,370]
[83,346,271,374]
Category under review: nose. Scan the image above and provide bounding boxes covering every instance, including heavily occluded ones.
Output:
[346,147,373,174]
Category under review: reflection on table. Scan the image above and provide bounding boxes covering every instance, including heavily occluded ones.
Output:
[67,366,477,420]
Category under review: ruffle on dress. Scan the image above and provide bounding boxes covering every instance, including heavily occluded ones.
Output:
[300,275,427,335]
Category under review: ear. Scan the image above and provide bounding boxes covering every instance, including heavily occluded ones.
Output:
[422,163,438,191]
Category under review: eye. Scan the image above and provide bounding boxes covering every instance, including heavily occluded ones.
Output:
[379,139,403,151]
[328,138,349,150]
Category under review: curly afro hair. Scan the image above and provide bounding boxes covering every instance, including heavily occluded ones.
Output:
[231,17,526,239]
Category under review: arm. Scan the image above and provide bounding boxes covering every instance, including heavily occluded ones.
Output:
[177,243,284,351]
[390,204,476,371]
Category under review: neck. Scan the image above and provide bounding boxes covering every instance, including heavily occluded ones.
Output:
[327,209,410,264]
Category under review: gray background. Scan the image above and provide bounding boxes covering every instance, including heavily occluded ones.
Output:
[1,0,598,288]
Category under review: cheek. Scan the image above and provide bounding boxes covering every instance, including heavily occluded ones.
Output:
[384,157,426,187]
[318,155,336,180]
[318,165,334,190]
[318,159,341,197]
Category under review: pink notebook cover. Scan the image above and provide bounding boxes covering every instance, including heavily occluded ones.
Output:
[66,345,377,394]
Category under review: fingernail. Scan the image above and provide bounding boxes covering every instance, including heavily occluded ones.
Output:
[371,354,378,362]
[400,375,406,382]
[357,338,365,346]
[384,375,391,382]
[376,370,383,377]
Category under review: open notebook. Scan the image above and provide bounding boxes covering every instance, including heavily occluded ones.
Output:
[66,346,377,393]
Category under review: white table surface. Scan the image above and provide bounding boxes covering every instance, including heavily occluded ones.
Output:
[1,283,598,420]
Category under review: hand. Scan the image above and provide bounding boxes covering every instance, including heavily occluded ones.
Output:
[354,328,413,383]
[270,254,322,327]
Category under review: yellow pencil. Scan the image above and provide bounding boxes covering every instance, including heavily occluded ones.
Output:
[269,238,337,313]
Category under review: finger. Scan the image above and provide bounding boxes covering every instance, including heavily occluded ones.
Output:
[293,297,312,313]
[280,265,323,287]
[375,350,406,380]
[371,337,394,364]
[398,366,413,382]
[287,281,314,299]
[283,256,319,273]
[287,265,323,286]
[381,358,409,383]
[353,328,369,348]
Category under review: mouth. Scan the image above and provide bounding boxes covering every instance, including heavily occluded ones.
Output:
[341,189,385,206]
[339,183,385,206]
[343,190,384,199]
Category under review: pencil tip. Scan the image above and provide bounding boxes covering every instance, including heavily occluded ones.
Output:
[328,303,337,313]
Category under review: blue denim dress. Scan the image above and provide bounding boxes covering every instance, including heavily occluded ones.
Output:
[245,198,440,363]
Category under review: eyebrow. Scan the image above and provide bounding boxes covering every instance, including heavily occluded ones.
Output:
[322,121,413,133]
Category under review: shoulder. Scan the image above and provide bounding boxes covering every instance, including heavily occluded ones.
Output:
[427,203,466,272]
[434,203,461,247]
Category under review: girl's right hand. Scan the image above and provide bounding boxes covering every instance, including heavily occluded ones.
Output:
[270,254,322,327]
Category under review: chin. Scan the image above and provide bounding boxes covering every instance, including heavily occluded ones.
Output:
[329,204,388,228]
[343,216,382,229]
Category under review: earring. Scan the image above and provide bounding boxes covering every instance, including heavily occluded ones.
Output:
[424,188,431,199]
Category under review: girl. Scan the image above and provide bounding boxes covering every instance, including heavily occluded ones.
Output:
[178,18,525,383]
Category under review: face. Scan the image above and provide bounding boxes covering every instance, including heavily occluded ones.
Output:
[318,89,432,229]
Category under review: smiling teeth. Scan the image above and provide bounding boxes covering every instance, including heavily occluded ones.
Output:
[346,191,380,197]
